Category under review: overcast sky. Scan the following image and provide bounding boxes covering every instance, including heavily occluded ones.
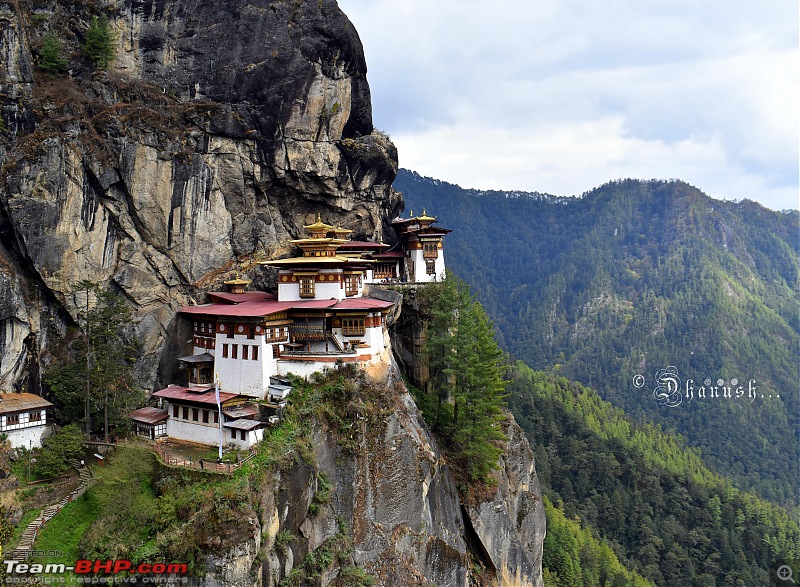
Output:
[337,0,798,211]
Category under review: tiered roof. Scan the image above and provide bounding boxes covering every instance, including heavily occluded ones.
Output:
[181,296,393,319]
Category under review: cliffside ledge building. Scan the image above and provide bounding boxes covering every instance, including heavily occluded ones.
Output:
[137,212,449,447]
[0,393,53,449]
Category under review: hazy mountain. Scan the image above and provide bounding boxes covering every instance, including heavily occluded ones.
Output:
[394,169,800,506]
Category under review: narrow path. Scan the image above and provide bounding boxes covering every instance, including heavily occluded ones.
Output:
[13,460,92,556]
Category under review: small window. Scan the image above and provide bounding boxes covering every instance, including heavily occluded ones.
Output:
[345,275,359,296]
[213,411,219,424]
[299,277,315,298]
[222,344,229,358]
[7,414,19,425]
[252,346,259,361]
[232,344,238,360]
[192,408,199,422]
[230,429,236,440]
[172,405,179,418]
[202,410,209,423]
[240,430,247,441]
[242,345,249,360]
[29,411,41,422]
[182,407,189,420]
[426,260,436,275]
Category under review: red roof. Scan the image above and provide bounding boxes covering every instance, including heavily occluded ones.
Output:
[332,298,394,310]
[181,300,295,317]
[207,291,277,304]
[153,385,240,405]
[129,406,169,424]
[291,299,338,309]
[180,292,394,316]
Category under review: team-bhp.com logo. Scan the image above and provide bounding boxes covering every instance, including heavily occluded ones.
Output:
[4,559,187,578]
[632,366,772,408]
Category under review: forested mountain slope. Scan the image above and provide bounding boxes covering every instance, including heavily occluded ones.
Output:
[509,363,799,586]
[394,169,800,506]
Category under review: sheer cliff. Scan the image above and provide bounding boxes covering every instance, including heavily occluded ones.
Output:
[0,0,401,392]
[1,2,546,585]
[196,367,545,587]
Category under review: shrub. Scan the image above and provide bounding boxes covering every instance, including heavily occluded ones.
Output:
[34,424,84,478]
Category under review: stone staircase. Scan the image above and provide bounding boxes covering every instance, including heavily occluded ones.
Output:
[13,460,92,556]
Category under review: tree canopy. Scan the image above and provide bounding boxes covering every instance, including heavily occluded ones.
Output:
[83,16,116,69]
[45,281,144,439]
[416,274,508,483]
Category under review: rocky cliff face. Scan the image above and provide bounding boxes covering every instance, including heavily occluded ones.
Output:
[200,367,545,587]
[1,2,546,584]
[0,0,401,391]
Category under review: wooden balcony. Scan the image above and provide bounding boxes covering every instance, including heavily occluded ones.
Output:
[290,326,329,341]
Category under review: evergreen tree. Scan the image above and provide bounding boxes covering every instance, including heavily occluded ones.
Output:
[38,32,67,75]
[46,281,144,439]
[83,16,116,69]
[422,273,508,481]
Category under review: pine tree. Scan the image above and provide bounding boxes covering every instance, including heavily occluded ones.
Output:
[83,16,116,69]
[38,32,67,75]
[46,281,144,439]
[423,273,508,481]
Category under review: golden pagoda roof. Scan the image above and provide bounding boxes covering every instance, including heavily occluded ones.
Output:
[289,237,350,245]
[416,209,436,222]
[224,277,251,285]
[303,213,334,231]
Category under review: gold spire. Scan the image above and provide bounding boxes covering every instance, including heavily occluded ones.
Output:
[304,213,334,231]
[417,208,435,222]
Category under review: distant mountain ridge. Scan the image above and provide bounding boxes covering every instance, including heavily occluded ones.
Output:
[394,169,800,506]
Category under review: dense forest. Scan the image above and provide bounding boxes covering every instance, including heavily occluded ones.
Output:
[509,364,799,586]
[394,170,799,507]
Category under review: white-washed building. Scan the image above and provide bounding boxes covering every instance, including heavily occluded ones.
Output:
[131,213,448,447]
[0,393,53,449]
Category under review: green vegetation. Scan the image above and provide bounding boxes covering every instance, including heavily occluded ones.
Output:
[543,496,653,587]
[38,32,68,75]
[396,170,800,506]
[33,492,100,564]
[33,424,84,478]
[46,281,145,439]
[5,507,41,552]
[82,16,116,69]
[509,363,799,586]
[29,369,379,582]
[414,275,508,483]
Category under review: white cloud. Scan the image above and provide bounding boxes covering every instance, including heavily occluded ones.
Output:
[339,0,799,210]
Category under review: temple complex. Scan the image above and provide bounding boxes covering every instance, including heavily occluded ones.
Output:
[134,212,449,447]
